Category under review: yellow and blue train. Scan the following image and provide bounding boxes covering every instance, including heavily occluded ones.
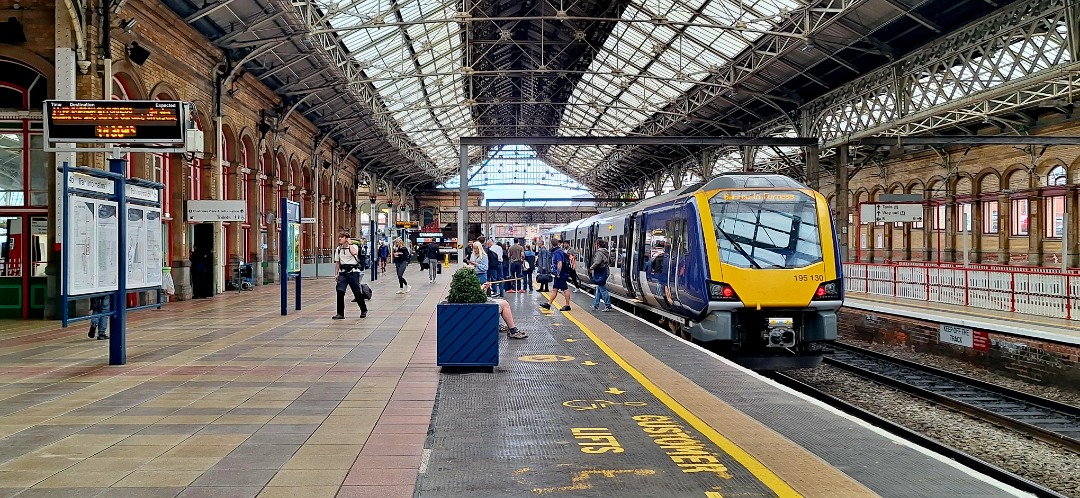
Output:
[550,173,843,369]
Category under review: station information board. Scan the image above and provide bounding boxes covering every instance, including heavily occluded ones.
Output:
[44,100,186,144]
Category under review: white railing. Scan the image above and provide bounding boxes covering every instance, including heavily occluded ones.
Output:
[844,262,1080,320]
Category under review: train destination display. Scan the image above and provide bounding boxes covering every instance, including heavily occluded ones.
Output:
[44,100,186,144]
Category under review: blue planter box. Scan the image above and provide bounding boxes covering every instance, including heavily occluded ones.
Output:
[437,302,499,367]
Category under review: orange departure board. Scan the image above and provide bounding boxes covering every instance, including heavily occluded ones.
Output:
[44,100,185,144]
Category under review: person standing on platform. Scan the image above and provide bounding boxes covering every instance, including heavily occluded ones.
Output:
[507,240,524,293]
[591,239,613,311]
[523,244,536,292]
[333,232,367,320]
[425,240,441,283]
[392,238,411,293]
[87,296,110,340]
[465,241,489,284]
[540,239,573,312]
[536,241,552,293]
[485,239,504,297]
[190,246,212,299]
[378,241,389,273]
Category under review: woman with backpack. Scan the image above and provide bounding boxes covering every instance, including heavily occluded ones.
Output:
[536,241,553,293]
[523,244,536,292]
[590,239,613,311]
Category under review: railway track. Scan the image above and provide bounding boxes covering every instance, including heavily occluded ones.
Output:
[826,343,1080,454]
[766,370,1069,498]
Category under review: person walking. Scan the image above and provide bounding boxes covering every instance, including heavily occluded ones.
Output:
[392,238,411,293]
[591,239,613,311]
[536,241,553,293]
[87,295,110,340]
[507,240,524,293]
[424,240,441,283]
[540,239,573,312]
[565,246,582,292]
[523,244,536,292]
[333,232,368,319]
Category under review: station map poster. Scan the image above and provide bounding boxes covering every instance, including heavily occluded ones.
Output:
[66,196,119,296]
[127,207,145,288]
[125,205,164,289]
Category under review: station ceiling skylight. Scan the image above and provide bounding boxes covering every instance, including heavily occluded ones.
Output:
[324,0,473,176]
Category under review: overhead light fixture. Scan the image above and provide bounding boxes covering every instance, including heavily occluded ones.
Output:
[127,41,150,65]
[119,18,137,33]
[0,17,26,45]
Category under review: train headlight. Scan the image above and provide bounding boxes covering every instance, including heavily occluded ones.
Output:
[812,279,842,300]
[707,280,740,301]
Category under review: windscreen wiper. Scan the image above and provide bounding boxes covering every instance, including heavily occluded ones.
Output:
[716,225,761,269]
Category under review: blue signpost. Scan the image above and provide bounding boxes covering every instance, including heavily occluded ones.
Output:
[280,198,302,315]
[60,161,166,366]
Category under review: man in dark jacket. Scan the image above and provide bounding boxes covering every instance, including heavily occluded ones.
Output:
[425,241,441,283]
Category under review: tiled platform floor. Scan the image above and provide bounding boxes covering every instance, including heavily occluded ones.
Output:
[0,268,449,498]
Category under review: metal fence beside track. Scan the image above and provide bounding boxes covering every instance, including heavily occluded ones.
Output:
[845,262,1080,321]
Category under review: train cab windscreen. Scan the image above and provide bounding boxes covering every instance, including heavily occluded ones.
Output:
[708,190,823,269]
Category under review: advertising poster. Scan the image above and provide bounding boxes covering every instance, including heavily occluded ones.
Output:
[288,222,301,274]
[126,206,146,288]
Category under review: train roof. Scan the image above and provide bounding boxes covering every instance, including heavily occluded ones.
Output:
[546,173,809,235]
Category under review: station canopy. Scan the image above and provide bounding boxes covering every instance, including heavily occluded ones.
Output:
[170,0,1026,192]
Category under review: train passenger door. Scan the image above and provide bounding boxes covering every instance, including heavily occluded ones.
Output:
[637,209,675,310]
[668,206,688,307]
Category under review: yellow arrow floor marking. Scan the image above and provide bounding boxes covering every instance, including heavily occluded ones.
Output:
[605,387,626,395]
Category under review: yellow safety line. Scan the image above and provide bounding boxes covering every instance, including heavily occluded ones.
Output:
[561,311,802,498]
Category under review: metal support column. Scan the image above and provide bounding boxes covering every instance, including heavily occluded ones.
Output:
[836,145,850,263]
[459,143,468,264]
[805,144,820,190]
[109,156,127,365]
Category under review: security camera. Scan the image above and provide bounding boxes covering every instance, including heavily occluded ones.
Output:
[119,18,137,33]
[76,60,92,74]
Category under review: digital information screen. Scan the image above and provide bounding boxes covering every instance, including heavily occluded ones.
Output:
[44,100,185,144]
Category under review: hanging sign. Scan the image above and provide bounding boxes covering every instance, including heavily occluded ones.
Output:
[186,200,247,222]
[44,100,186,144]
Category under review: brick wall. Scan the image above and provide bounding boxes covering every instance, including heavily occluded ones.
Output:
[838,309,1080,389]
[0,0,369,300]
[823,116,1080,266]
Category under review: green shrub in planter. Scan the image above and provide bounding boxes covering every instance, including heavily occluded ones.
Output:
[446,267,488,303]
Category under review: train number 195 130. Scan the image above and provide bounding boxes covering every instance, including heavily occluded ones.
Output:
[793,274,824,282]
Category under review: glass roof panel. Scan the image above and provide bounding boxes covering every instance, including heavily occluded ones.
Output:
[554,0,782,172]
[323,0,473,172]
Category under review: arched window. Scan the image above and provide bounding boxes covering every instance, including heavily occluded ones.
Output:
[0,59,47,208]
[1048,165,1067,186]
[1045,165,1067,238]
